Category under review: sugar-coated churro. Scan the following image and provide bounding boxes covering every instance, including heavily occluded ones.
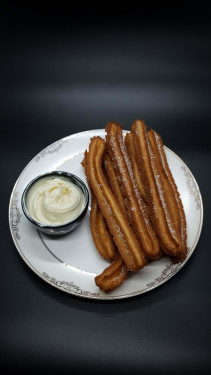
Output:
[82,119,187,292]
[86,136,146,271]
[95,253,128,292]
[147,128,187,260]
[82,151,116,261]
[83,147,130,291]
[125,132,147,202]
[131,119,183,257]
[103,152,128,221]
[106,122,161,260]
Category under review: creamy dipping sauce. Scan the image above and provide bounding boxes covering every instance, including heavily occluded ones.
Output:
[26,176,85,225]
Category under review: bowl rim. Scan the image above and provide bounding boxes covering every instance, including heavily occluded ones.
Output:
[21,171,89,229]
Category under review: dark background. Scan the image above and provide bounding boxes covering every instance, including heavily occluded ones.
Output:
[1,1,211,374]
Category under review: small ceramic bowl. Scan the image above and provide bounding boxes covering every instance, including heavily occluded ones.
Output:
[21,171,89,235]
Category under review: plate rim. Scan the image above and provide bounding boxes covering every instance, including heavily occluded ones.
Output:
[8,129,204,300]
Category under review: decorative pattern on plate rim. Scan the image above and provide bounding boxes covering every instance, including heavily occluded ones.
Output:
[10,192,21,240]
[181,165,200,210]
[146,258,186,289]
[43,272,101,297]
[35,139,69,162]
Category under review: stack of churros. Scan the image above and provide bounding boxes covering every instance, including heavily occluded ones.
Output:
[82,120,187,292]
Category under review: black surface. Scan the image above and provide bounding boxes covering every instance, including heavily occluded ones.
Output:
[1,2,211,374]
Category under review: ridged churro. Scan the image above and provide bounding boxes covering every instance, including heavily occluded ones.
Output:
[95,253,128,292]
[83,120,187,292]
[106,122,161,260]
[83,148,129,291]
[82,151,116,261]
[86,136,146,272]
[147,129,187,260]
[125,132,147,202]
[103,152,128,221]
[131,119,183,257]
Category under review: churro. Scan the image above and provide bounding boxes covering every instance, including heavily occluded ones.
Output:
[83,120,187,292]
[106,122,161,260]
[103,152,128,220]
[131,120,183,257]
[86,136,146,271]
[125,132,147,202]
[147,129,187,260]
[82,151,116,261]
[83,146,129,291]
[95,253,128,292]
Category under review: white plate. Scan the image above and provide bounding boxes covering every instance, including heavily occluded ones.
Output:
[9,129,203,300]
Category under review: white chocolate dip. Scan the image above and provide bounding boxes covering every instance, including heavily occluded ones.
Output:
[26,176,85,225]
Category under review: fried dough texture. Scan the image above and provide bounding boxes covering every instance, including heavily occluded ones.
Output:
[131,119,184,258]
[103,152,128,220]
[82,120,187,292]
[125,132,147,202]
[95,253,128,292]
[106,122,161,260]
[82,150,116,262]
[147,129,187,260]
[86,136,146,272]
[83,148,129,292]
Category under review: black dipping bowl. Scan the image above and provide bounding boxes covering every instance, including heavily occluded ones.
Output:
[21,171,89,235]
